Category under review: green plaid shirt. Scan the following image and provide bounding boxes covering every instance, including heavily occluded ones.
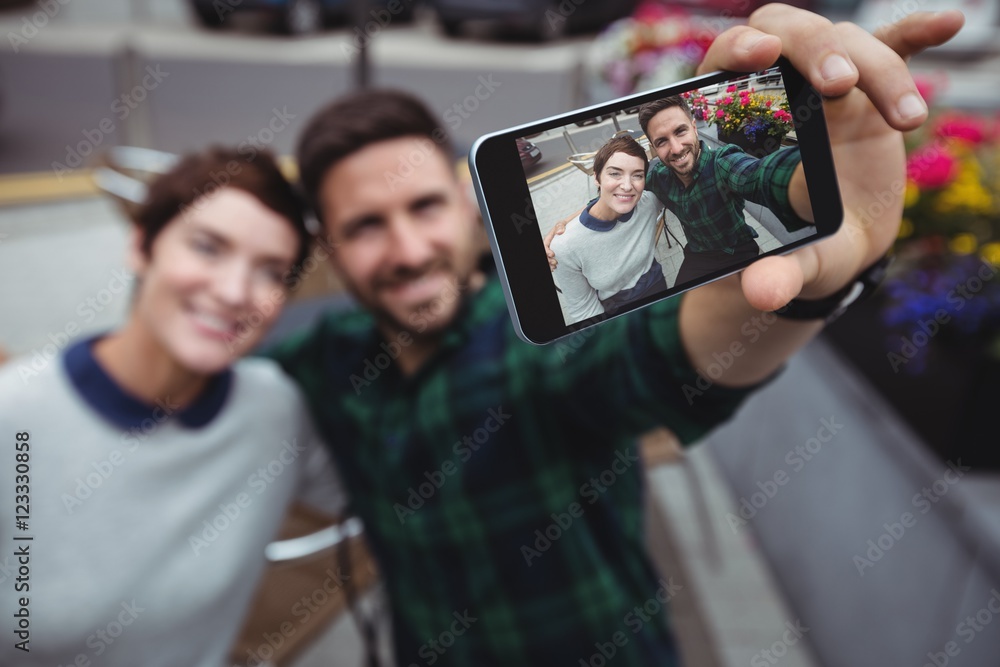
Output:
[266,274,759,666]
[646,141,809,253]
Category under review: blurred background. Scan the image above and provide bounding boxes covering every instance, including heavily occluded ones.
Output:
[1,0,999,666]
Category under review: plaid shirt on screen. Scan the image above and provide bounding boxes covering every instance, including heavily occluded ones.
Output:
[646,141,810,254]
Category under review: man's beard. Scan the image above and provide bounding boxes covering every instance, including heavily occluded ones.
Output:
[668,141,699,177]
[367,259,471,340]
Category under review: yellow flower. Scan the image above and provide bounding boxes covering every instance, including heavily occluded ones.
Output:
[904,181,920,209]
[982,242,1000,267]
[949,232,978,255]
[932,157,994,215]
[898,218,914,239]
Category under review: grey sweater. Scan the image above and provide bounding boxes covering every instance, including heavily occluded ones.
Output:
[550,190,663,324]
[0,345,345,667]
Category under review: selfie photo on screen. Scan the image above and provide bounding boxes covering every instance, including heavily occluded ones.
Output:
[525,66,819,327]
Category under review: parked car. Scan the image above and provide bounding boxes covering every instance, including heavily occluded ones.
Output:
[427,0,637,41]
[517,138,542,169]
[190,0,415,35]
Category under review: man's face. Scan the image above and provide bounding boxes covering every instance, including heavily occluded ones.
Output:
[646,106,700,180]
[318,136,480,338]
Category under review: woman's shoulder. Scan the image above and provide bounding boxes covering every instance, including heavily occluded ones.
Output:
[227,357,315,426]
[639,190,661,209]
[232,357,301,397]
[549,214,592,252]
[0,351,65,408]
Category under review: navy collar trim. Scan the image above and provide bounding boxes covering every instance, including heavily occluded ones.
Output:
[578,196,637,232]
[63,336,233,431]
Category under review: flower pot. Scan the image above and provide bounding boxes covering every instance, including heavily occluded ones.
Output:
[717,128,785,158]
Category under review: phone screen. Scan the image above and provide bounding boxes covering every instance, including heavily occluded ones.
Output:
[470,59,841,344]
[519,66,817,327]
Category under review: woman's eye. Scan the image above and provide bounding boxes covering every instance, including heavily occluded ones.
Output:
[262,268,285,284]
[192,238,219,256]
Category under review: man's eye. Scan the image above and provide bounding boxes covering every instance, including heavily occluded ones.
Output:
[414,197,446,218]
[346,219,381,238]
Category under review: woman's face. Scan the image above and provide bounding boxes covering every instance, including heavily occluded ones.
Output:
[595,151,646,217]
[129,187,300,375]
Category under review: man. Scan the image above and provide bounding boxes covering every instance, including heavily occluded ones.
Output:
[640,93,809,286]
[266,6,962,665]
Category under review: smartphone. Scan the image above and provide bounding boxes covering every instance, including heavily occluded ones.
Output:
[469,58,842,345]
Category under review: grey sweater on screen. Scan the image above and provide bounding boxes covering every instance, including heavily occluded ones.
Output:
[550,190,663,324]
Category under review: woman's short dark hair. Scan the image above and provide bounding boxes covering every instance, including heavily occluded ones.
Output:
[637,95,693,138]
[134,146,310,278]
[592,135,649,183]
[296,89,453,221]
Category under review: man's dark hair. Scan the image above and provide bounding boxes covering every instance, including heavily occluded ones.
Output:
[134,146,311,273]
[637,95,693,138]
[592,135,649,184]
[296,89,454,221]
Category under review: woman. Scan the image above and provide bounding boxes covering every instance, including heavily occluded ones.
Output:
[549,134,667,325]
[0,147,345,666]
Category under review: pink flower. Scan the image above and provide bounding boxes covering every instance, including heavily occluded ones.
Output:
[765,99,772,108]
[716,109,725,119]
[633,1,678,24]
[934,115,987,145]
[906,146,959,189]
[913,75,938,106]
[726,84,737,93]
[722,96,733,105]
[740,97,749,107]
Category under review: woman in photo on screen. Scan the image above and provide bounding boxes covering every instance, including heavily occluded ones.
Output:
[548,134,667,324]
[0,147,345,667]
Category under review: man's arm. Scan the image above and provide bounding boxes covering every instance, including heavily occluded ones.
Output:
[679,6,964,389]
[717,145,813,232]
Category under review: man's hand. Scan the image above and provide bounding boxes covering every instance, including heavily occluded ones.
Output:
[696,7,964,311]
[543,211,581,272]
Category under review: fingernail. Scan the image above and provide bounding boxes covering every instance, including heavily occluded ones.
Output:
[820,54,853,82]
[897,92,927,120]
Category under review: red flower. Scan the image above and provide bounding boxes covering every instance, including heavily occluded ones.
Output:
[765,99,772,108]
[726,84,737,93]
[906,145,959,189]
